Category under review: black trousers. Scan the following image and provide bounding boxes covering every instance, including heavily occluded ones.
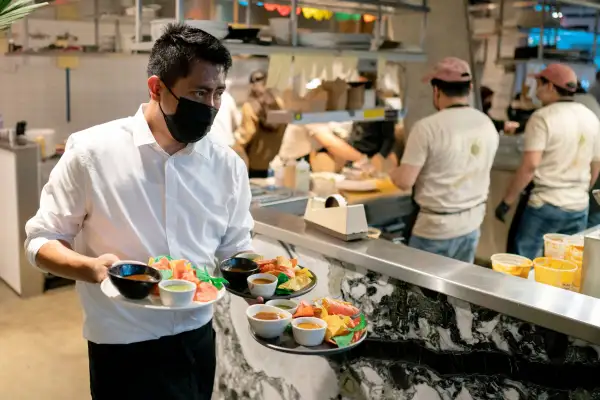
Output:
[88,322,216,400]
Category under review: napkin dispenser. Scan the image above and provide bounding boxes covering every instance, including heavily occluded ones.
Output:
[303,195,368,241]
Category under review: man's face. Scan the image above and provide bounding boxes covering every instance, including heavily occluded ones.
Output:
[160,59,227,114]
[535,78,555,105]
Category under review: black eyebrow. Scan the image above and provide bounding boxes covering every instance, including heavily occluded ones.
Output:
[193,85,226,91]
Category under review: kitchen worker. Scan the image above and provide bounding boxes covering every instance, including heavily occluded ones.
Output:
[234,70,287,178]
[480,85,519,134]
[207,89,240,146]
[389,57,499,263]
[497,64,600,259]
[24,24,253,400]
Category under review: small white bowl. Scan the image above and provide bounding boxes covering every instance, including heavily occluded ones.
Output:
[292,317,327,347]
[247,273,278,298]
[265,299,298,315]
[158,279,196,307]
[246,304,292,339]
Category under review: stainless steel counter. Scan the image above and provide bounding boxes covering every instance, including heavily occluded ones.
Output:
[252,207,600,344]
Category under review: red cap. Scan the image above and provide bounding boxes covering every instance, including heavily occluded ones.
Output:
[422,57,472,83]
[534,64,577,92]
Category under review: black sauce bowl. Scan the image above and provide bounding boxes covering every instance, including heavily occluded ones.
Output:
[108,261,162,300]
[219,258,260,290]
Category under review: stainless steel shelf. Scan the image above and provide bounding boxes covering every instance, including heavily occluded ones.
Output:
[129,41,426,62]
[267,108,401,125]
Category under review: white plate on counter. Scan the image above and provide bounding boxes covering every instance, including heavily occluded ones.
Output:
[100,278,226,310]
[336,179,378,192]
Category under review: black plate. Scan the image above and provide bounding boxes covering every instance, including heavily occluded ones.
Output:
[249,326,367,356]
[225,268,317,300]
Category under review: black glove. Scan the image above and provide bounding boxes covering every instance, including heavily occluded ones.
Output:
[495,201,511,223]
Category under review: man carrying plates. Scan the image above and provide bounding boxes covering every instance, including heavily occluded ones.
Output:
[24,24,253,400]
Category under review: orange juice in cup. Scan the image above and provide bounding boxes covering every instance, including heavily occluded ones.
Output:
[491,253,532,278]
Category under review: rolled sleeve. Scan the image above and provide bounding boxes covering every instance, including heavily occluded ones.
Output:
[24,137,88,268]
[523,114,549,152]
[215,158,254,260]
[400,123,428,167]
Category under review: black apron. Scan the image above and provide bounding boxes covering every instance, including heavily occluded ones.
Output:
[506,98,575,252]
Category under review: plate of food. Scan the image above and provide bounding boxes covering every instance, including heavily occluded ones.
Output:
[100,256,227,310]
[247,298,367,355]
[220,255,317,300]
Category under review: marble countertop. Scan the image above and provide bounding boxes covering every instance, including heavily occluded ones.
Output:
[251,207,600,344]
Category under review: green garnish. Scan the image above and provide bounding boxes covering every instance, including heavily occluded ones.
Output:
[192,265,229,289]
[332,314,367,348]
[275,273,293,295]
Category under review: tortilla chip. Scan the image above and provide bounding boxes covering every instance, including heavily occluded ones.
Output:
[296,268,313,279]
[322,315,351,342]
[277,275,311,291]
[276,256,293,268]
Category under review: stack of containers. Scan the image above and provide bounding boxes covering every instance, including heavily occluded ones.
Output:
[490,234,584,292]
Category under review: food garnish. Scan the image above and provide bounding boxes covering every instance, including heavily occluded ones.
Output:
[287,298,366,348]
[148,255,227,303]
[256,256,312,294]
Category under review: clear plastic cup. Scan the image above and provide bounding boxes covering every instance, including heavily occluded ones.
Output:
[491,253,532,278]
[533,257,578,291]
[565,244,584,293]
[543,234,571,259]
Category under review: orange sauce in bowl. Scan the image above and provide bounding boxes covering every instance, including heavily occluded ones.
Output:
[254,312,286,320]
[296,322,322,330]
[124,274,157,282]
[252,278,274,285]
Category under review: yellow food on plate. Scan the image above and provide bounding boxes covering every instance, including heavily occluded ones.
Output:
[278,275,312,291]
[295,268,313,279]
[322,315,352,342]
[276,255,293,269]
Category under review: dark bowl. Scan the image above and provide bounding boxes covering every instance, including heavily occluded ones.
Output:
[108,261,162,300]
[219,258,260,290]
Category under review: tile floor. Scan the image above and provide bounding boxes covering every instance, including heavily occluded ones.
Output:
[0,281,90,399]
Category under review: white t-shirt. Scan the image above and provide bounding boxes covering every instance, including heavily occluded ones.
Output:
[401,107,499,239]
[207,91,241,146]
[277,122,352,160]
[524,101,600,211]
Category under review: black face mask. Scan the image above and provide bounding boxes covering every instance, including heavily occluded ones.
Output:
[159,87,218,144]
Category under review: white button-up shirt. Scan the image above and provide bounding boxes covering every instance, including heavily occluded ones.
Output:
[25,105,254,344]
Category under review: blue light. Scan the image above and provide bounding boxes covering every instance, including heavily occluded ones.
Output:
[257,1,263,5]
[239,0,248,5]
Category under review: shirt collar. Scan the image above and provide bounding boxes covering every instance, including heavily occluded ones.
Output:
[132,104,211,160]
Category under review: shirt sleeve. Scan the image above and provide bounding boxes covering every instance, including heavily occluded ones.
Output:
[24,136,88,268]
[215,157,254,260]
[400,123,429,167]
[523,113,549,152]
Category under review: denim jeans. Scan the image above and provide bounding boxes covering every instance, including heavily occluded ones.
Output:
[409,229,481,263]
[515,203,588,260]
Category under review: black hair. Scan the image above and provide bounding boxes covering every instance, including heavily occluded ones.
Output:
[431,78,471,97]
[576,81,587,94]
[539,76,575,97]
[147,23,232,88]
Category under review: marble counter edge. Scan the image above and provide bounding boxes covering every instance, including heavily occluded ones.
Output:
[251,208,600,344]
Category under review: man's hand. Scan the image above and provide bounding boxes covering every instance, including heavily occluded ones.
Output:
[503,121,520,134]
[85,253,120,284]
[245,296,265,306]
[495,201,511,223]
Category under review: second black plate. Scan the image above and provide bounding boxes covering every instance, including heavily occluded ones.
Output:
[225,268,317,300]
